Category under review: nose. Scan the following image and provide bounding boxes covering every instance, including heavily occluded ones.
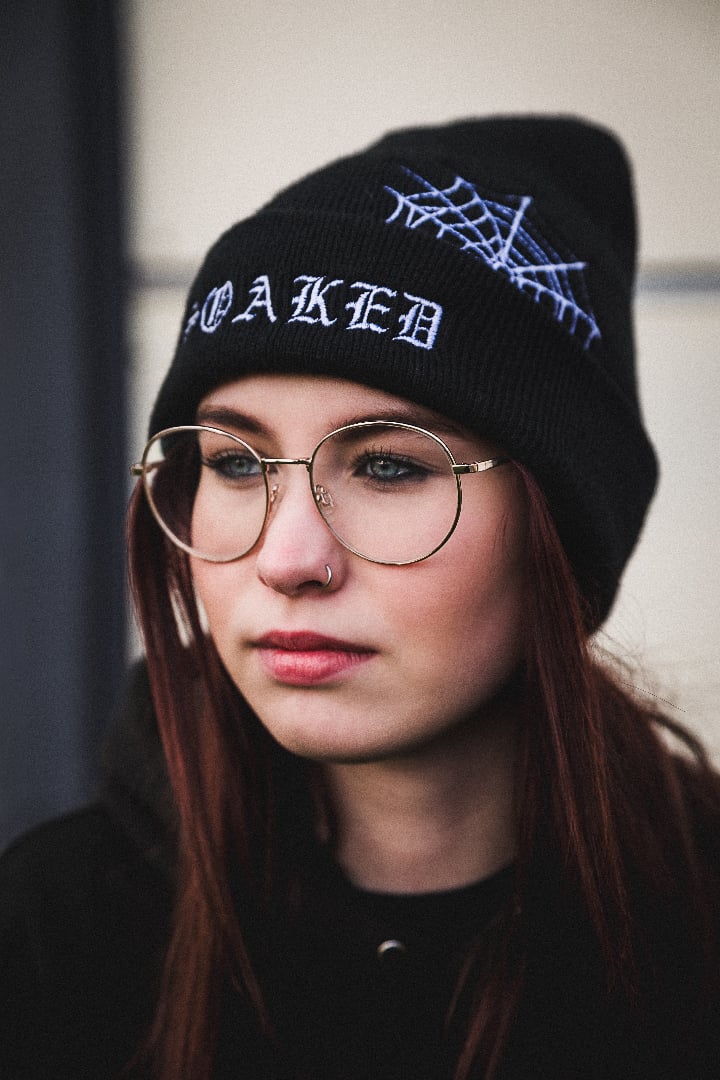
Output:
[254,464,344,595]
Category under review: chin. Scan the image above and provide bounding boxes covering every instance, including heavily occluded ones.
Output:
[263,724,394,765]
[258,711,473,768]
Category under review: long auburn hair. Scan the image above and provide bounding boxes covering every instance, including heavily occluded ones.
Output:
[127,461,719,1080]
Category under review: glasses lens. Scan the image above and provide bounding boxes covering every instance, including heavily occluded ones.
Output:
[142,427,268,561]
[311,423,460,564]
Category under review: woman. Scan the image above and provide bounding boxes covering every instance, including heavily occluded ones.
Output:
[2,116,719,1079]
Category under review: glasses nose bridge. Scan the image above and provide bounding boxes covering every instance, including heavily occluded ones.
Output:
[260,455,315,507]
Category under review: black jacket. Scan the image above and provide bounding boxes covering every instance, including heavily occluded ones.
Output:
[1,663,719,1079]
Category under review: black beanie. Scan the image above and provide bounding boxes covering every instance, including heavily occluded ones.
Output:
[149,115,657,625]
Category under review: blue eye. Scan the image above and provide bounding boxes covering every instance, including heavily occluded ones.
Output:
[203,451,262,481]
[354,450,429,485]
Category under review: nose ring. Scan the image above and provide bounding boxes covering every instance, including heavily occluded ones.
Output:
[321,564,333,589]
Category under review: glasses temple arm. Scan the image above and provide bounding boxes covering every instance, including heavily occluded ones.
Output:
[130,461,161,477]
[452,456,509,476]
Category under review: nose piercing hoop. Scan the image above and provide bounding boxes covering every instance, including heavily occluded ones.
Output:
[321,564,333,589]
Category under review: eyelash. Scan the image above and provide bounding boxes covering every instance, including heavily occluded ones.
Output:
[202,450,262,478]
[349,446,429,482]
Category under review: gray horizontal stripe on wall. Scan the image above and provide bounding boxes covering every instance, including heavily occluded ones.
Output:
[130,260,720,296]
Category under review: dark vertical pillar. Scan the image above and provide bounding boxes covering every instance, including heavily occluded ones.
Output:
[1,1,127,846]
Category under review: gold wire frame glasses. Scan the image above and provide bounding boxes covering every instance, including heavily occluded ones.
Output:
[131,420,508,566]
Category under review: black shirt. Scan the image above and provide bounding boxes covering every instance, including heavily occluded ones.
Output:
[2,664,719,1079]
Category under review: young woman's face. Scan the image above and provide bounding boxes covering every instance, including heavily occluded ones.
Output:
[191,374,527,765]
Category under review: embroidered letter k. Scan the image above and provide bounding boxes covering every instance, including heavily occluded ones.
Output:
[289,275,343,325]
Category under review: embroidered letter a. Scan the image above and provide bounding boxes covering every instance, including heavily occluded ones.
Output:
[232,275,277,323]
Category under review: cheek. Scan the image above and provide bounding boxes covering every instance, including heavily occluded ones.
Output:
[191,561,248,649]
[386,508,526,679]
[443,508,525,659]
[428,564,524,669]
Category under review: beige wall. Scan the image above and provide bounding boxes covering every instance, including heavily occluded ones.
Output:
[126,0,720,750]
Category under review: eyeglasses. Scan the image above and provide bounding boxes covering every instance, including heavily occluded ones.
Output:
[131,421,508,566]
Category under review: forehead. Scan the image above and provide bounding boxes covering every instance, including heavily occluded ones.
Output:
[196,373,478,446]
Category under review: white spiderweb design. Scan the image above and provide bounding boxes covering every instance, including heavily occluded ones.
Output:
[385,169,600,349]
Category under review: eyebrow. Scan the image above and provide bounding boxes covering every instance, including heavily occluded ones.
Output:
[195,405,272,437]
[195,403,469,442]
[339,407,468,440]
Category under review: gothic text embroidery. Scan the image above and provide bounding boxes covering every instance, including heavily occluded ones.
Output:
[184,273,443,351]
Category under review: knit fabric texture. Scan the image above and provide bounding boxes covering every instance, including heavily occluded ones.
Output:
[149,115,658,623]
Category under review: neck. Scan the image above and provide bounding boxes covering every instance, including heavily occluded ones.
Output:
[322,704,518,894]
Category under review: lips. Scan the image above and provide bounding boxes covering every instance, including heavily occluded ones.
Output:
[253,631,376,686]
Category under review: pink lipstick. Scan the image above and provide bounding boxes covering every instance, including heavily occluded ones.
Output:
[254,631,375,686]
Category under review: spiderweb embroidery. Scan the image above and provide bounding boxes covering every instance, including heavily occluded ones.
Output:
[385,169,600,349]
